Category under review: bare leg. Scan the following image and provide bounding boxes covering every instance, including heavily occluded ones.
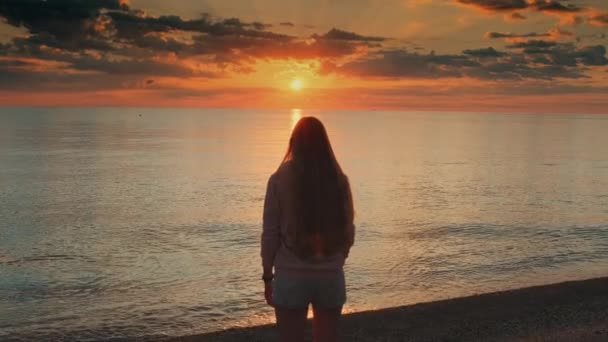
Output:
[275,306,308,342]
[312,305,342,342]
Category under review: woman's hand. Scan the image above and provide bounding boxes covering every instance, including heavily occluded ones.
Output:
[264,281,274,307]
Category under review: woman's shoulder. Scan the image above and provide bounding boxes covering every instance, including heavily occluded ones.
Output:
[269,161,292,183]
[275,160,295,176]
[339,172,350,186]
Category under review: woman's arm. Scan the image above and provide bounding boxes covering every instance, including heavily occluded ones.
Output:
[261,174,281,277]
[344,176,355,258]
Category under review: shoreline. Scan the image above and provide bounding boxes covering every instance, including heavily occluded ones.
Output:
[166,276,608,341]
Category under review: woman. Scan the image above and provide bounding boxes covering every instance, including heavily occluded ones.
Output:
[261,116,355,342]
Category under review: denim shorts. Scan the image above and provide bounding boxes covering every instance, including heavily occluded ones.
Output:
[272,271,346,309]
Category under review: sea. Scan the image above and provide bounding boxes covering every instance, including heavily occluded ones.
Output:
[1,107,607,341]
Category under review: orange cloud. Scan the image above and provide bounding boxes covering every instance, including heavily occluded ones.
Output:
[588,10,608,27]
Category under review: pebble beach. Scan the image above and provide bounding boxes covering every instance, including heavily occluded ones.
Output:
[167,277,608,342]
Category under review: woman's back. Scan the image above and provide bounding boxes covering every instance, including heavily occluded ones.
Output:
[261,161,355,276]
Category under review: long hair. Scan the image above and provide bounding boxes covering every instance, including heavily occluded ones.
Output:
[280,116,350,261]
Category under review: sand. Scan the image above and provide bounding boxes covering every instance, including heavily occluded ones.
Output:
[165,277,608,342]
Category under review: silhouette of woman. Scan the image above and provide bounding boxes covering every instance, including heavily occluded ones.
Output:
[261,116,355,342]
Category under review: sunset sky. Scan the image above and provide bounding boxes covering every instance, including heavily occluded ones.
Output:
[1,0,607,112]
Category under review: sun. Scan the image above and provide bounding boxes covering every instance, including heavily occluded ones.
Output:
[290,79,303,91]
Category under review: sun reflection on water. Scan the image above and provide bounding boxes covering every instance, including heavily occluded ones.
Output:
[291,108,302,130]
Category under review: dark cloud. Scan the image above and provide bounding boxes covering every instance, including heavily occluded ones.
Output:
[506,40,608,66]
[0,0,128,56]
[456,0,585,15]
[0,0,127,36]
[485,28,574,40]
[463,47,506,57]
[577,45,608,65]
[510,12,526,20]
[2,34,217,78]
[589,12,608,26]
[15,31,115,52]
[486,32,548,39]
[456,0,528,11]
[531,0,582,13]
[129,34,189,54]
[107,12,287,41]
[313,28,385,42]
[506,40,558,49]
[279,22,295,27]
[486,30,574,42]
[468,63,583,80]
[456,0,608,33]
[0,57,37,68]
[506,39,559,53]
[147,27,372,61]
[321,41,607,80]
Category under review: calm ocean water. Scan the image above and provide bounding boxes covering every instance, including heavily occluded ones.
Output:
[1,107,607,340]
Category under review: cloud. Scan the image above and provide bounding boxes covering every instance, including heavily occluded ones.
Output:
[186,31,373,61]
[455,0,608,28]
[509,12,527,20]
[12,31,116,52]
[456,0,528,11]
[574,45,608,65]
[0,0,127,54]
[506,40,608,66]
[313,28,385,42]
[456,0,583,13]
[531,0,582,14]
[486,32,548,39]
[321,40,607,81]
[456,0,586,19]
[1,32,219,82]
[588,11,608,26]
[321,49,482,79]
[463,47,506,57]
[0,0,127,46]
[0,57,38,68]
[485,28,574,40]
[506,39,559,50]
[107,11,286,41]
